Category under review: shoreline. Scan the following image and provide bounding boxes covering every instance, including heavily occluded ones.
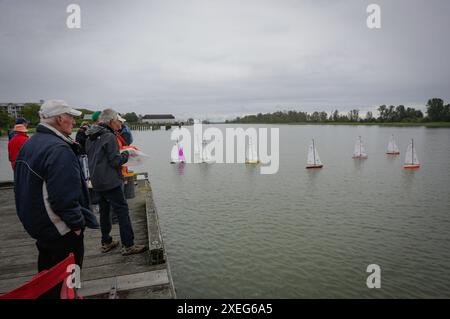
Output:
[2,122,450,136]
[222,122,450,128]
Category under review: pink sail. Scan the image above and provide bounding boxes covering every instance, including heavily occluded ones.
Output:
[178,146,186,162]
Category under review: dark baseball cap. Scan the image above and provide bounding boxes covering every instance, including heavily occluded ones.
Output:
[15,117,28,125]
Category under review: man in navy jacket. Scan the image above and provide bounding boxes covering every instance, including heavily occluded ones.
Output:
[14,100,99,298]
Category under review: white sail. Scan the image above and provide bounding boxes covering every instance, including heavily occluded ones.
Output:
[194,133,201,162]
[201,139,212,163]
[404,139,419,166]
[171,143,179,163]
[171,141,186,163]
[246,136,259,163]
[353,136,368,158]
[307,140,322,166]
[387,135,400,154]
[194,135,200,163]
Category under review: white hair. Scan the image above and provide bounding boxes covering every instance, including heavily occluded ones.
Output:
[40,115,58,125]
[99,109,118,123]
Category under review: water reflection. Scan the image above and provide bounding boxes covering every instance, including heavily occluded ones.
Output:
[244,163,259,176]
[352,158,367,169]
[400,167,420,192]
[306,168,321,184]
[386,154,400,164]
[169,162,186,176]
[177,163,186,175]
[198,162,211,178]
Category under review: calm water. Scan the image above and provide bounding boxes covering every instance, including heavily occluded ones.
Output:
[1,124,450,298]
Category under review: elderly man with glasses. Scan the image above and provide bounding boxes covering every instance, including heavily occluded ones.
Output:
[14,99,99,298]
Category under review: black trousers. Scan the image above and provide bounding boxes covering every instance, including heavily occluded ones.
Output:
[97,186,135,247]
[36,231,84,299]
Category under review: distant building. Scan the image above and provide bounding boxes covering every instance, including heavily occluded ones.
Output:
[142,114,176,125]
[0,100,44,118]
[0,103,26,118]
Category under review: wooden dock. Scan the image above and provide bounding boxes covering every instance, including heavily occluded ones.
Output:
[0,174,176,299]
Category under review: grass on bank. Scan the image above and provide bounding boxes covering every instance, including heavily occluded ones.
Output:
[228,121,450,128]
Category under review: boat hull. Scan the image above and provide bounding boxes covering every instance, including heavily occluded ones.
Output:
[402,164,420,169]
[245,160,260,164]
[306,165,323,169]
[386,152,400,155]
[352,155,368,159]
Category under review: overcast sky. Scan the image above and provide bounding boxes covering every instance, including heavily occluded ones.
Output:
[1,0,449,121]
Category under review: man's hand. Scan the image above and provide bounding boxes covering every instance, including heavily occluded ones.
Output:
[74,229,82,236]
[122,148,137,157]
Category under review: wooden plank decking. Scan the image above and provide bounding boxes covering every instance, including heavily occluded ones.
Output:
[0,175,176,298]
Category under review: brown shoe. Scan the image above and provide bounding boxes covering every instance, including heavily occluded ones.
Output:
[102,240,119,253]
[121,244,148,256]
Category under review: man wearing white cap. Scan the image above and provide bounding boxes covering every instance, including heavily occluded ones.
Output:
[38,99,82,135]
[14,99,99,298]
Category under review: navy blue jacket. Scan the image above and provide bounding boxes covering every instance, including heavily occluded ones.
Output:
[118,124,133,145]
[14,124,99,242]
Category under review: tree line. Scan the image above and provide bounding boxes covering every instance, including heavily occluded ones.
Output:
[1,98,449,133]
[228,98,450,124]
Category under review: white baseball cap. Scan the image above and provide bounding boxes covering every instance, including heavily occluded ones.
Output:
[39,99,82,119]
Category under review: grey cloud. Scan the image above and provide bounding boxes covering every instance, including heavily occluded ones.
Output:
[1,0,449,121]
